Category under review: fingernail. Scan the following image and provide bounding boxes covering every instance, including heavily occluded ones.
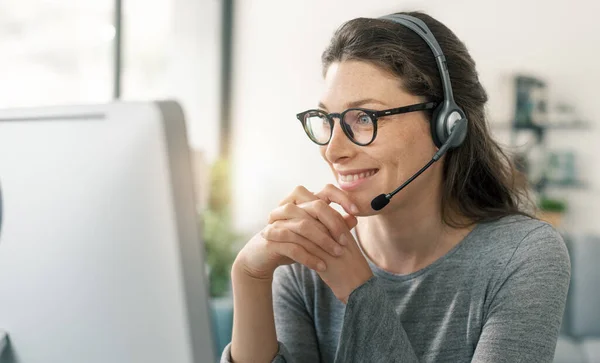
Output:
[339,234,348,246]
[317,262,326,272]
[350,204,359,214]
[334,246,343,256]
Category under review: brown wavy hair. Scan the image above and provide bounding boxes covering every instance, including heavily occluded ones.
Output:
[321,11,533,227]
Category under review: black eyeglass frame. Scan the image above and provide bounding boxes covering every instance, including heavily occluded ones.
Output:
[295,101,438,146]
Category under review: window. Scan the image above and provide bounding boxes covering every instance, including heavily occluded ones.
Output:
[122,0,222,162]
[0,1,114,108]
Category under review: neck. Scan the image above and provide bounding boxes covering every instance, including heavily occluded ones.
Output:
[357,185,473,275]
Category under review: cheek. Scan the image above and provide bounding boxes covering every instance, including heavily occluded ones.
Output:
[381,121,421,151]
[319,145,328,160]
[399,118,436,152]
[378,120,435,167]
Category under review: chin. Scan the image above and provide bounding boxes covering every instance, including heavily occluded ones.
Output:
[335,169,385,215]
[341,189,383,217]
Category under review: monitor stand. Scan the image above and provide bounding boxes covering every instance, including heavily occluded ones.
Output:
[0,330,7,356]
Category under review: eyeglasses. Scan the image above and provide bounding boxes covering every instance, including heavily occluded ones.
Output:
[296,101,437,146]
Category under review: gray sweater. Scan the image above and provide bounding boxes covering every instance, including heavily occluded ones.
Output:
[221,215,571,362]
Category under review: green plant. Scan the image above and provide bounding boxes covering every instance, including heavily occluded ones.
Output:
[538,197,567,213]
[202,158,241,297]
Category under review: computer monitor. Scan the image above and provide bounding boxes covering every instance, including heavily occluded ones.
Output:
[0,101,215,363]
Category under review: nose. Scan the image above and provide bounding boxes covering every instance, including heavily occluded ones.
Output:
[324,116,355,163]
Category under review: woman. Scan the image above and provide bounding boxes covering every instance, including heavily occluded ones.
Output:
[221,11,570,363]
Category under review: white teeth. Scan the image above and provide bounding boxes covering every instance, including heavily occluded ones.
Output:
[339,169,377,183]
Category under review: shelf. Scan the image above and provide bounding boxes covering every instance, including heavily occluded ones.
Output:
[491,121,591,131]
[534,179,588,191]
[517,122,590,131]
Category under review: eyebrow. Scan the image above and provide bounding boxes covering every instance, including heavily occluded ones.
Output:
[318,98,388,111]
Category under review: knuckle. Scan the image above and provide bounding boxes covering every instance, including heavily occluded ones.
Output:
[297,219,311,231]
[262,224,275,239]
[314,199,327,210]
[282,202,295,214]
[262,223,273,234]
[293,185,307,194]
[310,257,323,270]
[315,223,329,234]
[270,225,288,241]
[324,183,336,191]
[264,221,280,237]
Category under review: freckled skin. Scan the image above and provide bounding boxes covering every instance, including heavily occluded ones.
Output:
[318,60,443,216]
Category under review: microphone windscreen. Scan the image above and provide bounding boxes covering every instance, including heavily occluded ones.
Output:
[371,194,389,211]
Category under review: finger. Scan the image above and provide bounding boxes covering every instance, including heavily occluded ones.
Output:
[266,239,327,272]
[268,203,329,235]
[262,224,329,261]
[299,200,351,246]
[263,220,343,257]
[315,184,359,215]
[268,202,304,224]
[343,214,358,230]
[278,185,319,207]
[316,184,357,229]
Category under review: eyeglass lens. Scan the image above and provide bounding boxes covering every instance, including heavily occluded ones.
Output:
[303,109,374,145]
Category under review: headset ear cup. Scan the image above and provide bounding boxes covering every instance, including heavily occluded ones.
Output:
[451,116,468,148]
[430,105,444,148]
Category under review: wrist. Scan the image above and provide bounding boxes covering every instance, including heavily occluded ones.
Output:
[231,258,275,285]
[339,271,374,304]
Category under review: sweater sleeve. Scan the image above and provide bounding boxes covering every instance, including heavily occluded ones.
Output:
[219,265,320,363]
[471,224,571,362]
[220,342,289,363]
[335,276,420,363]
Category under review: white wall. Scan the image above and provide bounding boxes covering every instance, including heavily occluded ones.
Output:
[231,0,600,234]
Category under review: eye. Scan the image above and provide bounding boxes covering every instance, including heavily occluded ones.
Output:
[357,113,371,125]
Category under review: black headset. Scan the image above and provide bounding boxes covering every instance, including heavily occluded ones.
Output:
[379,13,468,149]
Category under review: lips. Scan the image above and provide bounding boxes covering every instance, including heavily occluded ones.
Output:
[338,169,378,182]
[336,168,379,191]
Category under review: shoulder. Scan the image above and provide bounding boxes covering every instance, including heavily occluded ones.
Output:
[469,215,571,300]
[468,214,570,270]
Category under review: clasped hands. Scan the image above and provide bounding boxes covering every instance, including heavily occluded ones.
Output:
[260,184,373,303]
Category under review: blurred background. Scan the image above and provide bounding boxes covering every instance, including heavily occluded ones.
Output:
[1,0,599,361]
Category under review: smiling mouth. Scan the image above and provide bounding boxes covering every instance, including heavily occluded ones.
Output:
[338,169,379,183]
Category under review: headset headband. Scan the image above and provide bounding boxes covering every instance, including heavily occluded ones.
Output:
[379,14,455,103]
